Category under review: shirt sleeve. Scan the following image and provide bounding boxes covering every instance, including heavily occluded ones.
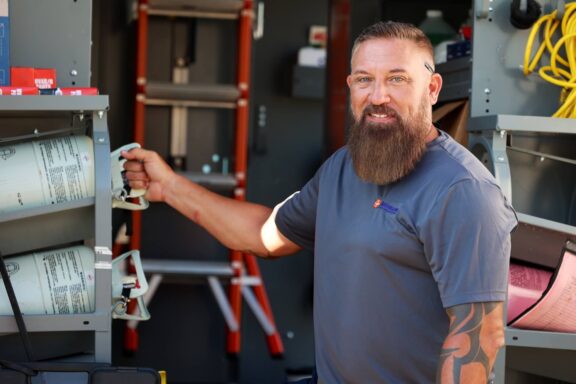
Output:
[421,179,518,308]
[274,170,320,251]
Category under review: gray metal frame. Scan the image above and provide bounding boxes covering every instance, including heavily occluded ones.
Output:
[9,0,93,87]
[468,123,576,383]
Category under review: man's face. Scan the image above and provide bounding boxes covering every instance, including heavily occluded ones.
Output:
[346,38,442,185]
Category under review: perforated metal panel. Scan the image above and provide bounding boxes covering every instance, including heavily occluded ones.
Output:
[9,0,92,87]
[470,0,561,117]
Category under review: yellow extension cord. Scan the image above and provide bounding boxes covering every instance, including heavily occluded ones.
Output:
[524,2,576,118]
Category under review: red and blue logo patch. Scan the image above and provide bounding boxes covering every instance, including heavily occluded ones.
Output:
[373,198,398,214]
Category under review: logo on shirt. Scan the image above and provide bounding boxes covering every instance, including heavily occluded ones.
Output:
[373,198,398,214]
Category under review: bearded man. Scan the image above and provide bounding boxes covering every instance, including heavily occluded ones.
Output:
[124,21,517,384]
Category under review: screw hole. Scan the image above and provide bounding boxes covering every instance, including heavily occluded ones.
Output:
[486,99,490,103]
[488,18,493,22]
[72,81,76,85]
[83,321,90,325]
[512,336,518,340]
[485,109,490,113]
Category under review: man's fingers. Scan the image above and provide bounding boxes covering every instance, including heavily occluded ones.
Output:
[123,160,145,172]
[121,147,150,161]
[124,170,149,181]
[128,180,149,190]
[120,149,137,160]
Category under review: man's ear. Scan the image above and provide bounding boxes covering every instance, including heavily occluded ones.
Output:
[346,75,352,89]
[429,73,443,105]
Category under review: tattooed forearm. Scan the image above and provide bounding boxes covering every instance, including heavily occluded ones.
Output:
[437,302,504,384]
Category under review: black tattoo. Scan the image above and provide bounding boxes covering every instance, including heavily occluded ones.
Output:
[437,302,500,383]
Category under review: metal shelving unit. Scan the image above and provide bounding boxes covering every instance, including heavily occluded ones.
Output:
[0,1,113,372]
[470,1,576,382]
[0,96,113,364]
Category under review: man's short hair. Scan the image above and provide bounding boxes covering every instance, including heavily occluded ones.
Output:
[351,21,434,63]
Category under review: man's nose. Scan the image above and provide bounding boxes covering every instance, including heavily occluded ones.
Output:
[369,81,391,105]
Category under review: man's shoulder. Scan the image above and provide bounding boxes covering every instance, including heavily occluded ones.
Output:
[317,146,352,174]
[428,131,495,184]
[329,146,350,161]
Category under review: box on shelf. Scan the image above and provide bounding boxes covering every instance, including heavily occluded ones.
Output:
[432,99,469,146]
[39,87,99,96]
[0,0,9,86]
[447,40,471,61]
[308,25,327,47]
[11,67,56,89]
[0,86,37,95]
[297,47,326,68]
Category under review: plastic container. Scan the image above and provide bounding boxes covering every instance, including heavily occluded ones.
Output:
[418,10,457,47]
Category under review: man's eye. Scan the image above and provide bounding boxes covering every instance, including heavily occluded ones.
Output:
[355,76,372,84]
[389,76,407,83]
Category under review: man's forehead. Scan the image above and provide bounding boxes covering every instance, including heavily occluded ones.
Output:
[351,38,431,71]
[353,38,428,59]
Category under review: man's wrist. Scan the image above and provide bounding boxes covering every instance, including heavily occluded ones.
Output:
[162,172,183,205]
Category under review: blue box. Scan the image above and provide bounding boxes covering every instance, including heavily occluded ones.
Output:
[447,40,471,61]
[0,0,9,86]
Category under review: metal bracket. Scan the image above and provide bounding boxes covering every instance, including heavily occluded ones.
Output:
[555,0,566,20]
[468,130,513,201]
[475,0,493,19]
[253,1,264,40]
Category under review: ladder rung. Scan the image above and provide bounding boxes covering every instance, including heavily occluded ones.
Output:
[145,82,240,102]
[148,8,239,20]
[180,172,238,190]
[143,259,234,277]
[148,0,243,17]
[144,98,237,109]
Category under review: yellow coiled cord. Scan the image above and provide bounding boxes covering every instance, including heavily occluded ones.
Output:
[524,2,576,118]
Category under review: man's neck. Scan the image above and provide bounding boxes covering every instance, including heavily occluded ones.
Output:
[425,125,439,143]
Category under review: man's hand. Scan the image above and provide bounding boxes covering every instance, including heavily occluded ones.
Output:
[437,301,505,383]
[121,148,177,203]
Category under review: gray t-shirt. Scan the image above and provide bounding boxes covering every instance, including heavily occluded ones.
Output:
[276,130,517,383]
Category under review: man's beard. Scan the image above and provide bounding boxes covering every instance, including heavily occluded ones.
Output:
[347,98,431,185]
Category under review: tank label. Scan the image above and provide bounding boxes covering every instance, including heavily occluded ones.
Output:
[0,136,94,213]
[38,247,95,315]
[0,247,95,315]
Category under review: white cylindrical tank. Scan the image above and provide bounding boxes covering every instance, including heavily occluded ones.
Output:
[0,135,95,214]
[0,245,150,320]
[0,246,96,315]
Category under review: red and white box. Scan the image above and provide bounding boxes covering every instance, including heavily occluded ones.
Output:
[11,67,57,89]
[38,87,99,96]
[0,86,37,95]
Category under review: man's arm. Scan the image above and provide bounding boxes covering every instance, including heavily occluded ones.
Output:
[122,148,301,257]
[437,301,505,384]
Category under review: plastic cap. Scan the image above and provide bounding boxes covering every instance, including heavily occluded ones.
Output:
[426,9,443,18]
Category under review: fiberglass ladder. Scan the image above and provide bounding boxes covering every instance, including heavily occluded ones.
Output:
[125,0,283,357]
